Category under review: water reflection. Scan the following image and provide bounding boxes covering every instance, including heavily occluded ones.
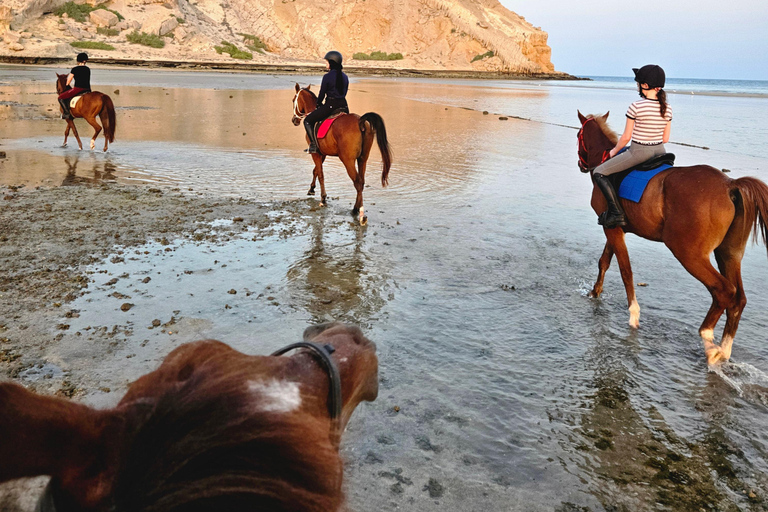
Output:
[285,217,388,328]
[61,156,117,186]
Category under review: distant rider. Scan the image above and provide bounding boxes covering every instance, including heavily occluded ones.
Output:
[593,64,672,228]
[58,52,92,120]
[304,51,349,153]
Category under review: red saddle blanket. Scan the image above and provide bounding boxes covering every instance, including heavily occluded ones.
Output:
[317,113,346,139]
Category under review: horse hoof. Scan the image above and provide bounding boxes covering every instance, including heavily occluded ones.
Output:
[61,143,67,148]
[360,216,368,226]
[705,347,728,367]
[90,141,95,150]
[307,189,315,196]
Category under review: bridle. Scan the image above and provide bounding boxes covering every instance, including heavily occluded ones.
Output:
[271,341,342,423]
[577,117,610,173]
[292,89,313,122]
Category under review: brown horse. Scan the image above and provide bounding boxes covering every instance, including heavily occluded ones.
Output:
[577,111,768,366]
[56,74,117,152]
[291,83,392,225]
[0,323,378,512]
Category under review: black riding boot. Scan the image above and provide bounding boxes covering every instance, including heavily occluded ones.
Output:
[303,120,319,154]
[594,174,627,228]
[59,98,72,120]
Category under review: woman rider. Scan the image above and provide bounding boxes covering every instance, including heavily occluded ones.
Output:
[304,51,349,153]
[593,64,672,228]
[58,52,92,120]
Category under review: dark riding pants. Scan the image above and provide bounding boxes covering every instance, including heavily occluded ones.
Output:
[304,100,348,144]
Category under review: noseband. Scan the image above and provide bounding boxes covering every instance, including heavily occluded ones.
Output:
[577,118,610,173]
[271,341,342,422]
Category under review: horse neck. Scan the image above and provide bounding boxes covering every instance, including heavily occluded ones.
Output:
[302,92,317,112]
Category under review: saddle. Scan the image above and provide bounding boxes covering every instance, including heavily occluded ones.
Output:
[612,153,676,203]
[69,93,86,109]
[315,110,348,140]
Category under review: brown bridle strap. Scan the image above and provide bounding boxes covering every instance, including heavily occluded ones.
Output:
[577,118,610,173]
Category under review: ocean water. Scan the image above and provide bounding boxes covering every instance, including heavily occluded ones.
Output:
[1,67,768,511]
[381,75,768,161]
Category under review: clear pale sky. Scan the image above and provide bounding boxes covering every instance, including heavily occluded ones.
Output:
[500,0,768,80]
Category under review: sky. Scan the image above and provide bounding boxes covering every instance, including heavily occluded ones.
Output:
[499,0,768,80]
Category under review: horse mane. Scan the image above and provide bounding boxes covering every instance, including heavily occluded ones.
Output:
[302,87,317,101]
[588,114,619,145]
[112,361,344,512]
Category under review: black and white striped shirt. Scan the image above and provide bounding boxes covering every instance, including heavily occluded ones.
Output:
[626,99,673,144]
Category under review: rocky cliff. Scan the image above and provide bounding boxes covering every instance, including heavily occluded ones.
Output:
[1,0,558,74]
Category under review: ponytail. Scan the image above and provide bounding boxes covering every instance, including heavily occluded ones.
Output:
[658,89,668,119]
[329,60,344,95]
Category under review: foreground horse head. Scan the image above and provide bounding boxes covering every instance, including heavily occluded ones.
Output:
[290,83,392,225]
[0,322,378,511]
[55,74,116,152]
[577,110,768,366]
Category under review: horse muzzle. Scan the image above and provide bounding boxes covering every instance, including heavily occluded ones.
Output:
[292,116,301,126]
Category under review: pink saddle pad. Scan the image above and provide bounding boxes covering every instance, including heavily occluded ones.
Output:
[318,114,345,139]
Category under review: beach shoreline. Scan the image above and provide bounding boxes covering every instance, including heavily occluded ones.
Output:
[0,55,583,80]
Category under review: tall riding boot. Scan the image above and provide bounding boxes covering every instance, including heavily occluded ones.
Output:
[594,174,627,228]
[59,98,72,120]
[303,120,319,154]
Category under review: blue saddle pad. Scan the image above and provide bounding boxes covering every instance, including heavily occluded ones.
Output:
[618,164,673,202]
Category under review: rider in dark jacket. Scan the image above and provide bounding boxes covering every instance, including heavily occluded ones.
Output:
[304,51,349,153]
[58,52,92,120]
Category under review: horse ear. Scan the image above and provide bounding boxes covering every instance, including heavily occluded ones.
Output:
[295,83,300,92]
[577,110,587,125]
[602,111,610,121]
[307,84,311,91]
[0,382,119,491]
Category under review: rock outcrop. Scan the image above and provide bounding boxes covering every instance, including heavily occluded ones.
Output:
[0,0,559,74]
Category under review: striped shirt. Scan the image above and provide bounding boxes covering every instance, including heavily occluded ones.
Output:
[626,98,672,144]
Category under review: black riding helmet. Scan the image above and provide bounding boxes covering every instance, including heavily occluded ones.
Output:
[76,52,89,63]
[324,51,343,66]
[633,64,665,89]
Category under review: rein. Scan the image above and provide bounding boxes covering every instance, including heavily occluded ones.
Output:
[577,118,610,173]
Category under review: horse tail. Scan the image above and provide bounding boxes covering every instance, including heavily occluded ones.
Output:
[359,113,391,187]
[100,94,117,143]
[733,177,768,250]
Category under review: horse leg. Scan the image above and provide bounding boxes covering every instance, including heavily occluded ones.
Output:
[312,154,327,206]
[341,154,365,225]
[62,121,72,147]
[309,155,324,196]
[713,247,747,362]
[98,108,109,152]
[589,242,614,298]
[83,115,102,151]
[668,243,737,365]
[70,120,83,150]
[603,227,640,328]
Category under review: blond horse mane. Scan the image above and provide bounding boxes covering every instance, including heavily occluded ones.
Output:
[588,114,619,145]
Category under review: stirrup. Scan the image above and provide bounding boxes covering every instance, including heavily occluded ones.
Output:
[598,211,626,228]
[306,143,318,154]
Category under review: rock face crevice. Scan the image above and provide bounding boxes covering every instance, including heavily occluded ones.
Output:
[1,0,557,73]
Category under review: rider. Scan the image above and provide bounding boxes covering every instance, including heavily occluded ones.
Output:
[593,64,672,228]
[304,51,349,153]
[58,52,92,120]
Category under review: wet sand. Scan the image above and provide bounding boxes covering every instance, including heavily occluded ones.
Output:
[2,66,768,512]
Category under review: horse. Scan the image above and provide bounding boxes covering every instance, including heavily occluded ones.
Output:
[0,322,378,512]
[577,111,768,366]
[56,74,117,152]
[291,83,392,225]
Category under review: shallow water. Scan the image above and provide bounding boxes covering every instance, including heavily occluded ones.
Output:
[2,66,768,510]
